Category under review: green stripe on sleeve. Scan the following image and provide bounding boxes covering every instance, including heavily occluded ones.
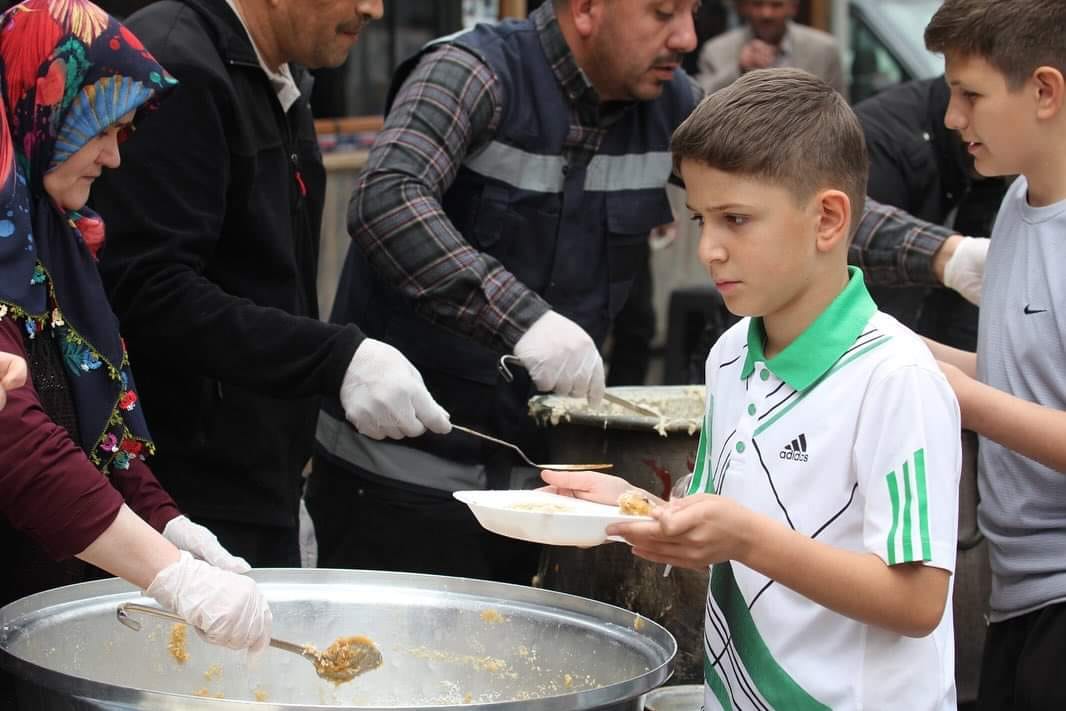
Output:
[902,460,914,562]
[915,448,932,561]
[886,471,900,565]
[710,563,830,710]
[690,404,713,495]
[705,653,733,710]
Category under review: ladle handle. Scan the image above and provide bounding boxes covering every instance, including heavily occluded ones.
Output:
[115,603,305,656]
[116,602,185,629]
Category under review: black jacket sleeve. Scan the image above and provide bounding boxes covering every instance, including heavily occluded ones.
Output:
[94,63,362,400]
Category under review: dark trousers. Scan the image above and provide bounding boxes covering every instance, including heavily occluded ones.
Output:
[977,602,1066,711]
[192,517,301,568]
[306,452,540,585]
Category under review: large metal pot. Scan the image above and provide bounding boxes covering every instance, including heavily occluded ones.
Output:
[1,569,675,709]
[529,386,707,686]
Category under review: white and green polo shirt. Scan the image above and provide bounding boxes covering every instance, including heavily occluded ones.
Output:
[691,268,961,711]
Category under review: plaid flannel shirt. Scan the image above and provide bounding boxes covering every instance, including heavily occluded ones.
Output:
[853,198,955,287]
[348,3,949,355]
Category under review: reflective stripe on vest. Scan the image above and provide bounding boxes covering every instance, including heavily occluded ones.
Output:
[464,141,674,194]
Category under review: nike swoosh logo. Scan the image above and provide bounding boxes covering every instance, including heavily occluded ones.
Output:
[1024,305,1048,315]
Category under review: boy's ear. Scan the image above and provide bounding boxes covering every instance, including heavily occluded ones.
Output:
[814,189,851,253]
[1033,66,1066,121]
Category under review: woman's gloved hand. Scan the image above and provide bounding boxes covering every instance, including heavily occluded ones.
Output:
[162,515,250,574]
[146,551,272,652]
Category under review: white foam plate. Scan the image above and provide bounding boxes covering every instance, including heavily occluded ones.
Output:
[453,489,652,547]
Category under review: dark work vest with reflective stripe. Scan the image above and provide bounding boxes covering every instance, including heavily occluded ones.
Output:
[326,18,696,489]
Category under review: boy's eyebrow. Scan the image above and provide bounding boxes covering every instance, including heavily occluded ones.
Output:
[685,202,753,212]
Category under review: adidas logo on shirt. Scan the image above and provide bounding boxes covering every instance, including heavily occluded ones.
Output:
[779,433,809,462]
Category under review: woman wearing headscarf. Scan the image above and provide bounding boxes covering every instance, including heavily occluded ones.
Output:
[0,0,270,657]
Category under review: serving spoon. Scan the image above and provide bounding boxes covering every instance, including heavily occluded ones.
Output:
[116,603,382,684]
[452,424,612,471]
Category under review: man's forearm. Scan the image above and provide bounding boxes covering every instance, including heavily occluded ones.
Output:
[851,199,957,287]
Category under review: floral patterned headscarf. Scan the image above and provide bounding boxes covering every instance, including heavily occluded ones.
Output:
[0,0,176,473]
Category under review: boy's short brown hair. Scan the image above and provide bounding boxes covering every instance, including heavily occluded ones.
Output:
[671,68,868,234]
[925,0,1066,89]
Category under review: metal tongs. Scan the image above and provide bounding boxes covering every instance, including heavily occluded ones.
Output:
[116,603,382,683]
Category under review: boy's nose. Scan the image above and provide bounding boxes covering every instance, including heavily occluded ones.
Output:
[944,98,967,132]
[698,231,727,266]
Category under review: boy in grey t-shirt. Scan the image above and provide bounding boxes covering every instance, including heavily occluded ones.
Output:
[923,2,1066,708]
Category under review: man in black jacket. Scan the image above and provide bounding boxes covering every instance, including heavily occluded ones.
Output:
[855,76,1008,350]
[93,0,451,567]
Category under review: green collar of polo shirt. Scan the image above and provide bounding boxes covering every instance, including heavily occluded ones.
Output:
[741,267,876,391]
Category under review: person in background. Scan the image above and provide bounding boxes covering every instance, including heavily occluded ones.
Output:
[697,0,844,95]
[310,0,702,584]
[856,75,1009,350]
[92,0,451,568]
[923,2,1066,708]
[0,4,270,702]
[546,68,960,710]
[0,352,26,411]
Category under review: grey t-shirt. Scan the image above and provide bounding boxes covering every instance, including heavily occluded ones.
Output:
[977,175,1066,621]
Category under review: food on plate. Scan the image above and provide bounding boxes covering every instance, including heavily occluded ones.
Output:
[509,502,575,513]
[617,490,655,516]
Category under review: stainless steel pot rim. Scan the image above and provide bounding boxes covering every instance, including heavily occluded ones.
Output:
[1,568,677,710]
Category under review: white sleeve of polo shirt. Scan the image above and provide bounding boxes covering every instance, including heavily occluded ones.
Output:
[853,364,961,572]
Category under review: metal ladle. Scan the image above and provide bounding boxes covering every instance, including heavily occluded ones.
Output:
[116,603,382,684]
[452,424,612,471]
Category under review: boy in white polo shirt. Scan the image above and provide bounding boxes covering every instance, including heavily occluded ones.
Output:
[921,2,1066,709]
[542,68,961,710]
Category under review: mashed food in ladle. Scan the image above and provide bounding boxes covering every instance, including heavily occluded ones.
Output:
[307,635,383,685]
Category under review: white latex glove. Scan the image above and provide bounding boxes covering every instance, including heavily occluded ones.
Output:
[162,516,251,574]
[340,338,451,440]
[942,236,989,305]
[146,551,272,652]
[513,311,605,405]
